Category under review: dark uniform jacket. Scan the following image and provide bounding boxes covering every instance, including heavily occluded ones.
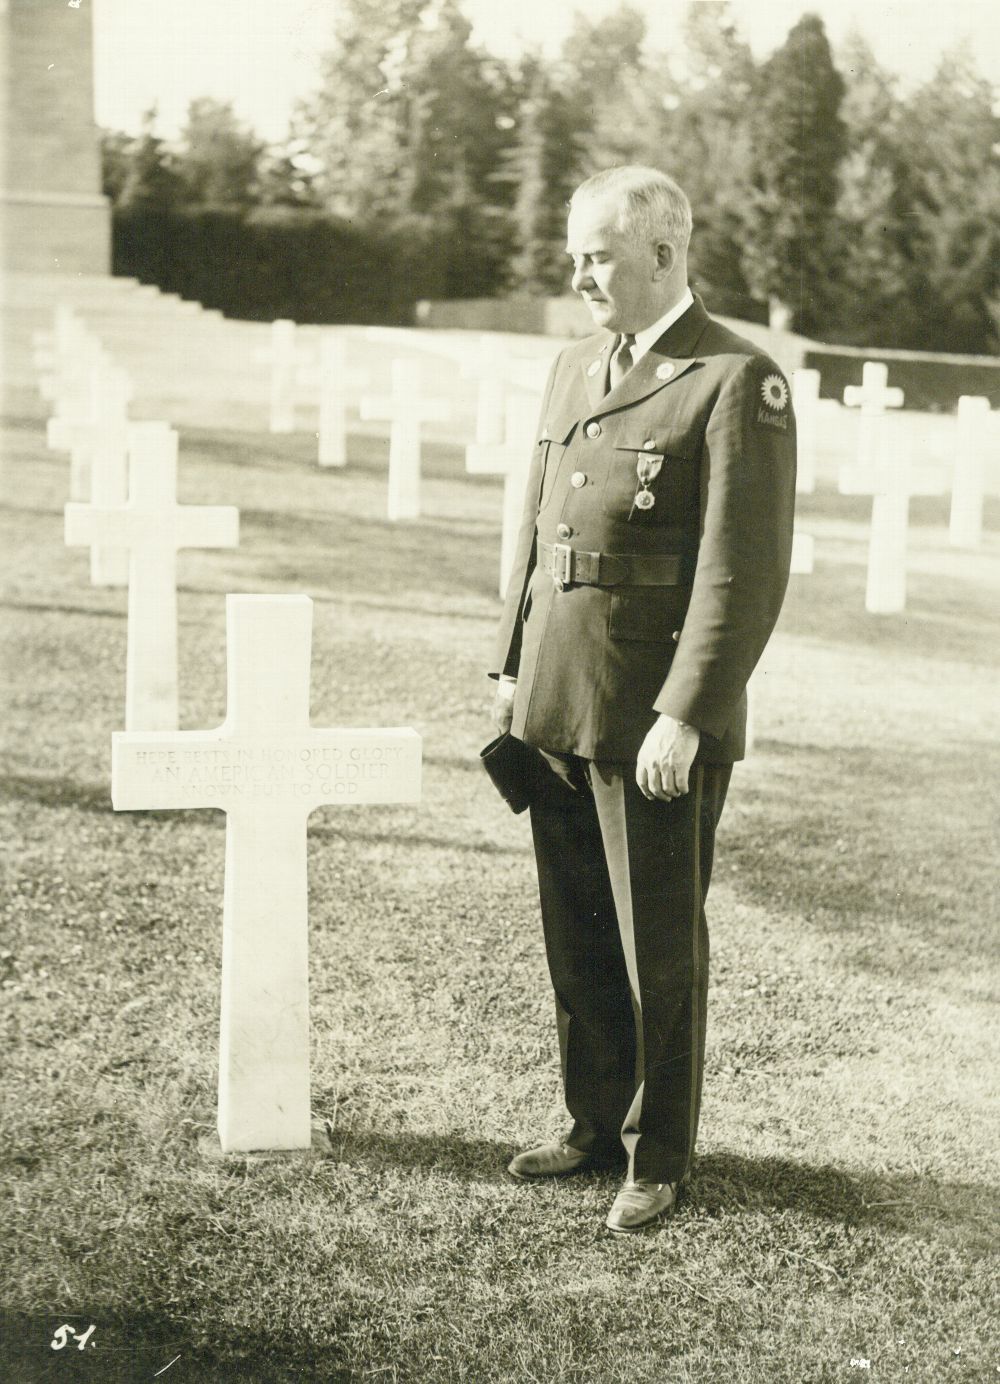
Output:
[491,296,797,764]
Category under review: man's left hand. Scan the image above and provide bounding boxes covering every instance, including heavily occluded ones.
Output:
[636,714,700,801]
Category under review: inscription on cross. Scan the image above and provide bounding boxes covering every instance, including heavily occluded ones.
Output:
[112,595,422,1153]
[65,423,239,729]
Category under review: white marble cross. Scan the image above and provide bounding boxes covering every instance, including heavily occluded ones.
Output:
[792,368,820,494]
[111,594,422,1153]
[360,359,450,521]
[48,366,132,577]
[33,306,96,408]
[466,391,537,598]
[254,319,308,434]
[950,395,992,549]
[841,361,905,480]
[461,334,513,447]
[840,366,945,614]
[65,423,239,729]
[317,331,368,468]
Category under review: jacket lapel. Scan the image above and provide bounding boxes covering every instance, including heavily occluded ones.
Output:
[580,335,615,410]
[596,296,710,415]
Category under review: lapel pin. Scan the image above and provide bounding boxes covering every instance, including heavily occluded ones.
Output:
[655,362,675,381]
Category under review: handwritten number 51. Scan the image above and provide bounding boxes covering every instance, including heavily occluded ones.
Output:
[51,1324,96,1351]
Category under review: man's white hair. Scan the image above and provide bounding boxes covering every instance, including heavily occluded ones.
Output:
[570,166,693,254]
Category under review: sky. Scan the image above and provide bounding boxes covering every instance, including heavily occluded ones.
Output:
[91,0,1000,140]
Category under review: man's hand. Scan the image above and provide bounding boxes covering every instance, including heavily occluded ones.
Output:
[492,677,517,735]
[636,714,700,801]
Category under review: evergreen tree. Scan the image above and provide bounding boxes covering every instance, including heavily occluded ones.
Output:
[100,128,134,205]
[742,14,847,335]
[175,98,264,207]
[115,107,183,210]
[830,34,919,347]
[665,2,759,314]
[504,58,582,294]
[896,47,1000,353]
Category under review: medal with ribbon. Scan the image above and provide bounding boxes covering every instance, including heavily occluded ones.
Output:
[631,453,663,515]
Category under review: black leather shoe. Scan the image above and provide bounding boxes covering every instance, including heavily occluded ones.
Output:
[507,1141,597,1180]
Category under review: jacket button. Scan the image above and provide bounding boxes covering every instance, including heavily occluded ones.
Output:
[570,471,587,489]
[556,523,573,539]
[671,630,681,642]
[585,421,601,439]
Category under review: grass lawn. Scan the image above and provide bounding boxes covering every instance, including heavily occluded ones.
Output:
[1,413,998,1383]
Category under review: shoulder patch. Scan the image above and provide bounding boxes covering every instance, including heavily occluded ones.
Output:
[755,370,790,430]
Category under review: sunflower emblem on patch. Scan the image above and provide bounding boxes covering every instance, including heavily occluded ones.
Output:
[760,374,789,412]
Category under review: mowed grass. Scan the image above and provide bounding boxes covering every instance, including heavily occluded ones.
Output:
[1,414,998,1384]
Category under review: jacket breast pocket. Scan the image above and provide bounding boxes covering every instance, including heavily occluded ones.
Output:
[538,440,568,511]
[608,586,691,643]
[601,431,698,522]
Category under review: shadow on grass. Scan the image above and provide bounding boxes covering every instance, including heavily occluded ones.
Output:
[0,1310,350,1383]
[182,423,470,482]
[0,599,123,621]
[323,1126,514,1182]
[777,550,1000,670]
[689,1151,998,1250]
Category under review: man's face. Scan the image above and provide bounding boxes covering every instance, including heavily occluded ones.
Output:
[566,193,660,335]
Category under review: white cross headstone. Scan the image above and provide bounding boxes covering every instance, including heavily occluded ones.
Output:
[34,307,97,402]
[841,361,905,477]
[111,594,422,1153]
[65,423,239,729]
[317,331,368,468]
[792,368,820,494]
[840,366,945,614]
[949,395,992,549]
[261,319,299,434]
[461,334,513,447]
[466,391,537,598]
[360,359,450,521]
[48,366,132,583]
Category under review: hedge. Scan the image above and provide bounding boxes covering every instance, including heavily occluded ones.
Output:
[805,344,1000,412]
[111,205,505,325]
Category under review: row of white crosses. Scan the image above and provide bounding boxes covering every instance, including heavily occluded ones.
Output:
[837,361,994,613]
[40,308,421,1157]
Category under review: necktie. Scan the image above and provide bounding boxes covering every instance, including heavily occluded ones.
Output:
[608,333,636,392]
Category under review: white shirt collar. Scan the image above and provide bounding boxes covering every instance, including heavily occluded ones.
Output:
[629,287,695,362]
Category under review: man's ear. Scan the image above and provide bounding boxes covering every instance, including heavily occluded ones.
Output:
[652,240,677,279]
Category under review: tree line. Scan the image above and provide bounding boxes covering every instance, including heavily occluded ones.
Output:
[102,0,1000,354]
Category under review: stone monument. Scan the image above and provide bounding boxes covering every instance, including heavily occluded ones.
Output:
[1,0,111,274]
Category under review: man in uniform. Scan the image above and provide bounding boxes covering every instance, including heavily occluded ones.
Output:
[491,165,796,1233]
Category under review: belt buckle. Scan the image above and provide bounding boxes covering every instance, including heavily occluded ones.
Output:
[550,542,573,591]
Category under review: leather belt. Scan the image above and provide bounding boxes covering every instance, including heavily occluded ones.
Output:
[538,541,689,590]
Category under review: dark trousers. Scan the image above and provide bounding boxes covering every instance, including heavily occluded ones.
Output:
[528,752,732,1184]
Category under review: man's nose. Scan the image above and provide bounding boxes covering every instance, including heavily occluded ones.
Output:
[571,263,593,294]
